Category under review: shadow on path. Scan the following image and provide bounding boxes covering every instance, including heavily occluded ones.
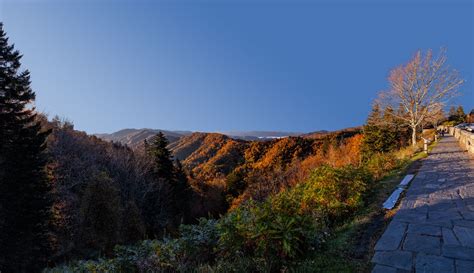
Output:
[371,136,474,273]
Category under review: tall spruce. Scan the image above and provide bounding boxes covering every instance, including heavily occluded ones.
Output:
[0,23,51,272]
[148,132,174,180]
[361,103,408,158]
[143,132,177,236]
[143,133,192,234]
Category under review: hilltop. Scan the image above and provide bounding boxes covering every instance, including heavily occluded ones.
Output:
[95,129,191,147]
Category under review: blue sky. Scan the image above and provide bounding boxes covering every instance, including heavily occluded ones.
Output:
[0,0,472,133]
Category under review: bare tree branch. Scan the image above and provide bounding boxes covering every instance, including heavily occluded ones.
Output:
[377,48,463,146]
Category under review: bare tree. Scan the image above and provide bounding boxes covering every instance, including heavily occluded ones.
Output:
[425,105,445,129]
[378,49,463,146]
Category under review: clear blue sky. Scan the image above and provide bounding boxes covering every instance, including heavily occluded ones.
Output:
[0,0,472,134]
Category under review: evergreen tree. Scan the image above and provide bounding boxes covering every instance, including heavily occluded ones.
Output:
[0,23,52,272]
[142,181,174,237]
[361,104,399,158]
[448,105,466,124]
[448,106,457,120]
[381,106,399,150]
[143,132,178,236]
[173,159,192,223]
[148,132,174,180]
[456,106,466,123]
[143,133,193,233]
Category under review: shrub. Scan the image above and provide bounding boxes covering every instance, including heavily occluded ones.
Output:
[177,218,219,265]
[364,153,399,180]
[300,165,373,224]
[218,197,321,270]
[45,219,219,273]
[131,219,219,272]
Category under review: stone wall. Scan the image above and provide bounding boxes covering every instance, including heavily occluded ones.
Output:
[448,127,474,154]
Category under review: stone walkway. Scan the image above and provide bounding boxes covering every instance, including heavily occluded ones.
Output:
[372,136,474,273]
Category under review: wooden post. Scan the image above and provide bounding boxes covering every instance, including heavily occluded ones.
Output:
[423,138,428,154]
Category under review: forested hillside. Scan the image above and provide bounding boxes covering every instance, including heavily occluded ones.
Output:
[36,119,368,268]
[42,119,411,272]
[167,130,361,208]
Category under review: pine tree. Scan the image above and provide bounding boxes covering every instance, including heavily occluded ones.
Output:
[362,104,395,157]
[0,23,51,272]
[361,103,410,159]
[143,133,193,233]
[381,106,399,150]
[143,132,176,236]
[148,132,174,180]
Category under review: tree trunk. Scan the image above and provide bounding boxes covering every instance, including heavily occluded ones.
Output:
[411,125,417,147]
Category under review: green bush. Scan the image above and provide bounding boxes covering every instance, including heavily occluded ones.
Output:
[218,198,319,266]
[365,152,399,180]
[300,165,373,225]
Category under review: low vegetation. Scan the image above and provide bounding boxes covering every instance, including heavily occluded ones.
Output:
[44,151,408,272]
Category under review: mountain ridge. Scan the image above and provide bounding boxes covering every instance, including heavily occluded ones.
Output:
[96,128,310,147]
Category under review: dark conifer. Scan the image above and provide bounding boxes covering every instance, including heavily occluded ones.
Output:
[148,132,174,181]
[79,172,121,254]
[448,106,457,120]
[173,159,192,223]
[142,132,176,236]
[456,106,466,123]
[0,23,51,272]
[143,133,193,232]
[361,103,402,158]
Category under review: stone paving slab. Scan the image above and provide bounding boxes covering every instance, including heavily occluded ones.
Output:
[415,253,455,273]
[372,136,474,272]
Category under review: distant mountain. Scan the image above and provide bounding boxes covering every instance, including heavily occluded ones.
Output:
[302,127,361,139]
[95,128,361,151]
[96,129,192,147]
[221,131,303,140]
[96,129,307,147]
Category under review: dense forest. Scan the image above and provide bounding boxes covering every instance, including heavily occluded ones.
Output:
[0,22,469,273]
